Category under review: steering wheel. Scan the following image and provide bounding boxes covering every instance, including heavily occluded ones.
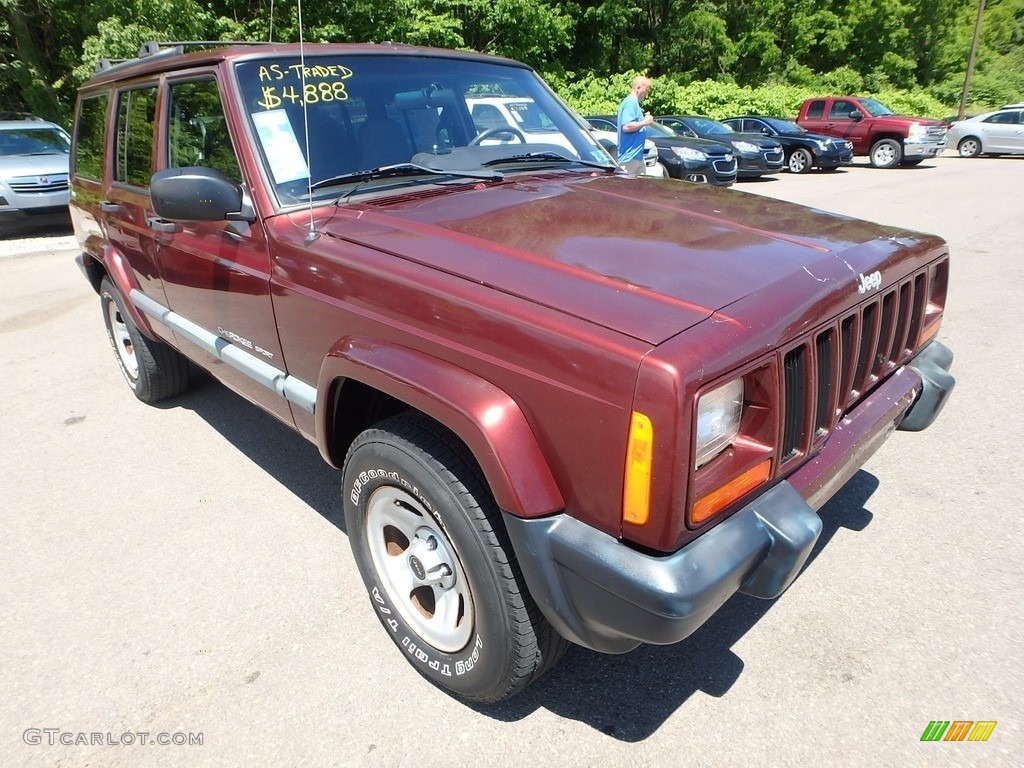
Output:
[469,126,527,146]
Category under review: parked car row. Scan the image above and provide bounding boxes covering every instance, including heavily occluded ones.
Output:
[586,111,853,187]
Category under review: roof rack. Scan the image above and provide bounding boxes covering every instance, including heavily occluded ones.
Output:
[94,40,276,74]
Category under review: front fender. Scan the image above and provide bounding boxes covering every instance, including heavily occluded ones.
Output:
[317,337,564,519]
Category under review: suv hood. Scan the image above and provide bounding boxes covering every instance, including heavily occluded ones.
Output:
[0,153,68,178]
[319,174,938,345]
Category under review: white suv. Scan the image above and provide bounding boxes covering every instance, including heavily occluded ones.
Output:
[467,97,665,176]
[0,116,71,225]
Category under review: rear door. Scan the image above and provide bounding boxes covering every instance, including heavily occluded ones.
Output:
[103,82,177,345]
[980,110,1024,152]
[798,99,828,134]
[150,73,293,424]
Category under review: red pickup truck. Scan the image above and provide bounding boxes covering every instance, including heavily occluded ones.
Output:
[796,96,947,168]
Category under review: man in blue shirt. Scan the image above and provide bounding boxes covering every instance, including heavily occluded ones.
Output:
[616,76,654,175]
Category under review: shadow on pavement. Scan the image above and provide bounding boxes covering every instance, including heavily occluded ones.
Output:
[0,215,73,240]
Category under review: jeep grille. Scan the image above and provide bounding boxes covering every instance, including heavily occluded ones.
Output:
[779,259,945,465]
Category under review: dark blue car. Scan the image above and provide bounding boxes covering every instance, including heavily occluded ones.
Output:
[723,116,854,174]
[656,115,784,179]
[585,116,738,186]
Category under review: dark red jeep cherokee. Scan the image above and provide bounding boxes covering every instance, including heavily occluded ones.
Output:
[70,41,955,703]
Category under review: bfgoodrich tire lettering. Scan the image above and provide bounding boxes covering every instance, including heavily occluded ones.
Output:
[99,277,189,403]
[343,412,567,703]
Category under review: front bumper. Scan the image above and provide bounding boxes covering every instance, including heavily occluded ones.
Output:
[904,141,946,158]
[0,179,70,222]
[819,148,854,168]
[504,341,954,654]
[736,152,783,178]
[668,159,737,186]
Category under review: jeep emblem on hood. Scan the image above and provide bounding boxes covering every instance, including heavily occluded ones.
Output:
[858,270,883,294]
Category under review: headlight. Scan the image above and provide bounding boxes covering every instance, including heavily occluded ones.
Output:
[907,123,927,142]
[731,141,758,154]
[695,378,743,468]
[672,146,707,161]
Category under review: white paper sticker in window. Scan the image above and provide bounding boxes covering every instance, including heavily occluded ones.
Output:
[251,109,308,183]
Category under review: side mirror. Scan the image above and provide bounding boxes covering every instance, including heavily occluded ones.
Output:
[849,110,864,122]
[151,167,253,222]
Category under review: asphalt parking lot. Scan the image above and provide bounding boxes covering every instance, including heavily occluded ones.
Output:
[1,154,1021,767]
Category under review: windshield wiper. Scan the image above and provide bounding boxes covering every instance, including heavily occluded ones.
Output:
[310,162,502,191]
[481,151,615,171]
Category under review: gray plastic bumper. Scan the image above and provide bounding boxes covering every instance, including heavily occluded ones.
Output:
[898,341,955,432]
[503,481,822,654]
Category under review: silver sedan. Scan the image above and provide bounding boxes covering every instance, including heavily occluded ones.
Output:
[947,106,1024,157]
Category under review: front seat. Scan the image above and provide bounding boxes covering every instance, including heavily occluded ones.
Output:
[358,109,413,169]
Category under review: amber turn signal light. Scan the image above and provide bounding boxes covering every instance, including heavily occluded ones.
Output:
[692,459,771,525]
[623,411,653,525]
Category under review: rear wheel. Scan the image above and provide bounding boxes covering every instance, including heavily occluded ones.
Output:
[869,138,902,168]
[343,412,567,703]
[787,148,813,174]
[99,277,189,403]
[958,137,982,158]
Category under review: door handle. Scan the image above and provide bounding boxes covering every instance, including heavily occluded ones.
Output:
[99,201,120,213]
[147,217,180,234]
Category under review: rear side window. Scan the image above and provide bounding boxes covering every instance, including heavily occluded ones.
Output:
[805,101,825,120]
[74,93,109,181]
[115,86,157,187]
[983,111,1020,125]
[167,78,242,183]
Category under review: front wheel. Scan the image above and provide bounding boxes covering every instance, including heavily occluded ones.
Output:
[869,138,902,168]
[99,277,189,403]
[343,413,567,703]
[787,148,813,174]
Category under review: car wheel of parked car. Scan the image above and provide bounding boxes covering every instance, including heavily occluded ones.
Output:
[787,148,813,174]
[99,277,190,403]
[957,137,982,158]
[343,412,568,703]
[869,139,902,168]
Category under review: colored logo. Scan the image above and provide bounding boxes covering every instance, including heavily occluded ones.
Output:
[920,721,997,742]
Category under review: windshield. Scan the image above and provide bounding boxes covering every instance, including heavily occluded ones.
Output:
[687,117,733,135]
[233,54,613,205]
[763,117,804,134]
[649,122,683,138]
[0,126,70,156]
[859,98,895,117]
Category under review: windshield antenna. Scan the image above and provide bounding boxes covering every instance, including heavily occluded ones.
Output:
[296,0,319,243]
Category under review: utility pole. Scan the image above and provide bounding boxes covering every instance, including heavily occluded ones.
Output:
[958,0,986,120]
